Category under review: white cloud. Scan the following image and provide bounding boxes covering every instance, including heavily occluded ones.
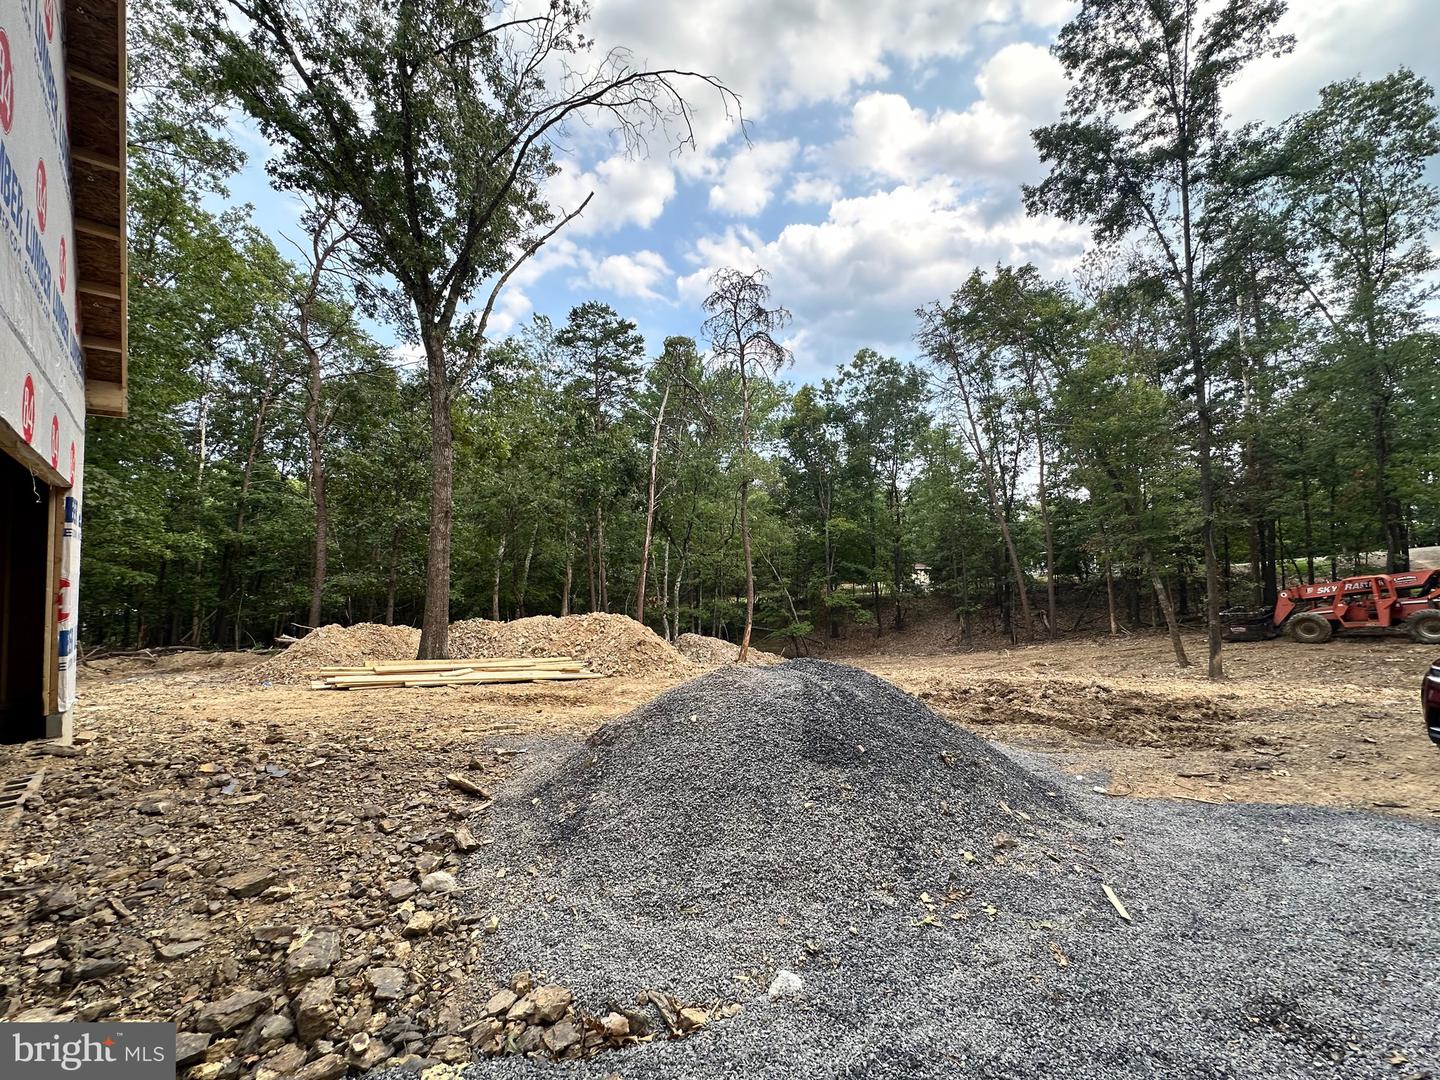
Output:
[587,0,1060,112]
[1226,0,1439,124]
[708,140,799,216]
[585,250,673,300]
[787,174,843,205]
[1016,0,1077,26]
[976,41,1068,119]
[545,153,678,236]
[834,42,1066,187]
[678,181,1088,372]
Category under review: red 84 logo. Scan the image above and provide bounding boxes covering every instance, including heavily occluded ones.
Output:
[0,28,14,135]
[49,415,59,468]
[35,158,47,233]
[20,374,35,443]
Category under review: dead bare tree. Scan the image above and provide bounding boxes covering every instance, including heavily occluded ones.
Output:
[703,268,791,661]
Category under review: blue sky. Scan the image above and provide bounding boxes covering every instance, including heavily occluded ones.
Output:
[223,0,1440,386]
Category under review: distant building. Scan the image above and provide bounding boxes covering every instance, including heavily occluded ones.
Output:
[0,0,127,741]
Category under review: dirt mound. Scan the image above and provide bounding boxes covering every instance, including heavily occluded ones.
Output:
[916,676,1246,748]
[252,622,421,683]
[448,613,689,678]
[675,632,784,667]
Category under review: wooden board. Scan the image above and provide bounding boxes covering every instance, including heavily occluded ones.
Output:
[322,670,605,690]
[306,657,579,676]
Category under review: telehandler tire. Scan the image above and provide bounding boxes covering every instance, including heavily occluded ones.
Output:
[1406,610,1440,646]
[1285,612,1334,644]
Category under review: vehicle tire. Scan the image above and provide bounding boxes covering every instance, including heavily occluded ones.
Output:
[1406,609,1440,645]
[1285,612,1334,644]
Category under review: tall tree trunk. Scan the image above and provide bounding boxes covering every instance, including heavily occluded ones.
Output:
[890,477,906,631]
[304,346,328,630]
[1144,548,1190,667]
[634,384,670,624]
[516,524,537,618]
[385,526,400,625]
[418,327,454,659]
[1104,553,1119,636]
[933,334,1034,635]
[1036,436,1057,640]
[738,477,755,658]
[561,525,573,617]
[585,526,596,613]
[491,534,508,622]
[660,540,671,641]
[737,364,756,661]
[595,503,609,613]
[1177,152,1223,678]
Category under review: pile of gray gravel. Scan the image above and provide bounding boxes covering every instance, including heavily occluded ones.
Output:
[398,661,1440,1079]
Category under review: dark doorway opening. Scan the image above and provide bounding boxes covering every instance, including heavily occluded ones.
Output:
[0,450,50,743]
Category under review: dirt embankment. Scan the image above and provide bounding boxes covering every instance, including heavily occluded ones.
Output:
[674,633,784,667]
[448,614,691,678]
[237,617,783,685]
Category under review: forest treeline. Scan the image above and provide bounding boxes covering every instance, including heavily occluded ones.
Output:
[84,1,1440,672]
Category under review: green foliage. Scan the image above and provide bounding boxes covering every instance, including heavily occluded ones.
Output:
[87,3,1440,651]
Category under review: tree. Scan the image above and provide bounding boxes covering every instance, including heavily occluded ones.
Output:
[200,0,738,657]
[555,302,646,613]
[635,337,702,625]
[289,204,365,629]
[1273,71,1440,571]
[1025,0,1293,677]
[837,350,929,632]
[779,382,847,637]
[946,266,1085,638]
[916,293,1036,640]
[703,269,792,660]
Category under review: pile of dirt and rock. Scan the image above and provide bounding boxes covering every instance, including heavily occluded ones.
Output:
[448,614,689,678]
[253,623,421,683]
[674,633,784,667]
[431,660,1440,1080]
[916,676,1247,749]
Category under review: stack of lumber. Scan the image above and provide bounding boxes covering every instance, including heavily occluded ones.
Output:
[307,656,604,690]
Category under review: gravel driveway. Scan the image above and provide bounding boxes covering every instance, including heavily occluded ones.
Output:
[387,661,1440,1079]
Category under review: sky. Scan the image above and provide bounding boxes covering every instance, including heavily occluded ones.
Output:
[224,0,1440,385]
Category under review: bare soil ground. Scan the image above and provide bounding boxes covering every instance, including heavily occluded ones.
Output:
[0,625,1435,1075]
[861,631,1440,816]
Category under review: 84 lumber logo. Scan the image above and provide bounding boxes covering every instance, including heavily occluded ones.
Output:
[5,1024,173,1079]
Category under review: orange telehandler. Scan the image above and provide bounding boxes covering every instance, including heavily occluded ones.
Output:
[1222,570,1440,645]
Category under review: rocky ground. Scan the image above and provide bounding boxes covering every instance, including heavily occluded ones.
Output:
[412,662,1440,1080]
[0,623,1435,1079]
